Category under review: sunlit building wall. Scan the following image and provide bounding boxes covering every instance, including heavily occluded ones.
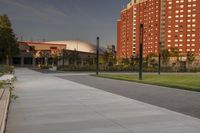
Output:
[117,1,134,59]
[164,0,200,56]
[117,0,200,59]
[117,0,160,59]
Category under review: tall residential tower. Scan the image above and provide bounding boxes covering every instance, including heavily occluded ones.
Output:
[117,0,200,59]
[117,0,161,59]
[164,0,200,55]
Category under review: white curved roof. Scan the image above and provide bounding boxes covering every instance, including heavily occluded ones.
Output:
[45,40,104,54]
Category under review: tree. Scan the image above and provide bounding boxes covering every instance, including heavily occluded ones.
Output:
[161,49,170,66]
[187,51,195,72]
[68,50,80,66]
[121,58,130,65]
[39,50,51,66]
[103,51,115,66]
[86,55,93,66]
[170,47,179,58]
[0,14,19,64]
[146,53,157,67]
[62,49,69,66]
[170,47,180,72]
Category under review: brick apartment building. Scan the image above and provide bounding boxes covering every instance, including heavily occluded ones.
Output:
[164,0,200,55]
[117,0,200,59]
[117,1,134,59]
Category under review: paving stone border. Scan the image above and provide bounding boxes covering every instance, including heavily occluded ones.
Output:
[0,89,10,133]
[0,74,15,133]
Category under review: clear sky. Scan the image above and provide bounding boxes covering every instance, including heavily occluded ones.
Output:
[0,0,130,46]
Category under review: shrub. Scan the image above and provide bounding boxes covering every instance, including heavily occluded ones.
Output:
[143,67,158,72]
[0,65,14,74]
[57,64,200,72]
[39,65,50,69]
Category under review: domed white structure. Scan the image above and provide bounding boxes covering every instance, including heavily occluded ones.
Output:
[45,40,105,54]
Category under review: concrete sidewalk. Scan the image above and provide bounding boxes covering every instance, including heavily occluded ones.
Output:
[6,68,200,133]
[60,75,200,119]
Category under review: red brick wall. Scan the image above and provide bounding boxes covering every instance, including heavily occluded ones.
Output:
[135,0,161,57]
[117,0,200,58]
[117,5,134,59]
[164,0,200,56]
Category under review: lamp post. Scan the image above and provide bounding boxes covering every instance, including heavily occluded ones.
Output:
[62,49,65,67]
[96,37,99,75]
[158,43,161,75]
[138,2,144,80]
[139,24,144,80]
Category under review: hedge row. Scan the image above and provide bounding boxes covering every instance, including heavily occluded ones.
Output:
[56,65,200,72]
[57,65,158,72]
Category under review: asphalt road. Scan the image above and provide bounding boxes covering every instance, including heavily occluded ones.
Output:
[58,75,200,119]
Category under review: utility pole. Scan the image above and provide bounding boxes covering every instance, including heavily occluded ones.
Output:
[96,37,99,75]
[139,24,144,80]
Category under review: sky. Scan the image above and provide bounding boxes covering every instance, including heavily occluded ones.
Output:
[0,0,130,46]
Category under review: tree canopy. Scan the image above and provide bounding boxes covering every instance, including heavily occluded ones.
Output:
[187,51,195,65]
[161,49,170,65]
[0,14,19,64]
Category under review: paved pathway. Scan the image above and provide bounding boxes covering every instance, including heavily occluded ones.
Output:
[59,75,200,119]
[6,68,200,133]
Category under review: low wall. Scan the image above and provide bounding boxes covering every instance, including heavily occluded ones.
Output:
[0,89,10,133]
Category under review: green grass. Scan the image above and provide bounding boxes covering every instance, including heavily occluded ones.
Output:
[97,74,200,92]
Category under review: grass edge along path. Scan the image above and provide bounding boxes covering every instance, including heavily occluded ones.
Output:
[96,74,200,92]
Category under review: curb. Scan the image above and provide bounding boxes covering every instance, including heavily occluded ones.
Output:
[0,89,10,133]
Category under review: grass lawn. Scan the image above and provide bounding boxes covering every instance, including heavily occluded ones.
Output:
[97,73,200,92]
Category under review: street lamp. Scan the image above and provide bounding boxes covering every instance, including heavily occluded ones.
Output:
[62,49,65,67]
[158,42,161,75]
[138,2,144,80]
[96,37,99,75]
[139,24,144,80]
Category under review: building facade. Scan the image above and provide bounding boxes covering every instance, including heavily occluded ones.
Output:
[117,1,134,59]
[117,0,200,59]
[12,41,105,67]
[164,0,200,56]
[13,42,66,66]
